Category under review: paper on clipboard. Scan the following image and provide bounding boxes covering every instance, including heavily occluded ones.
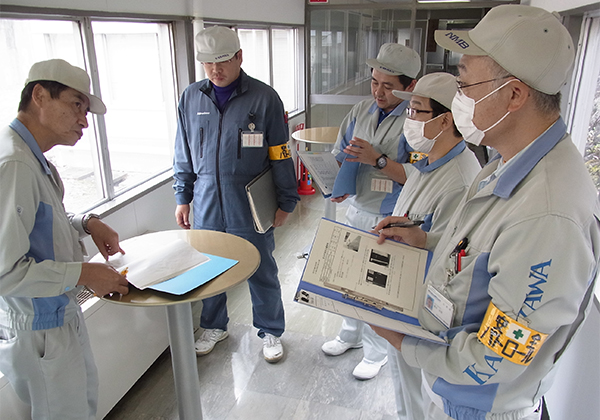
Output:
[297,151,340,197]
[294,218,447,345]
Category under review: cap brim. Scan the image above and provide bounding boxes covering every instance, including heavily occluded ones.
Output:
[366,58,402,76]
[86,93,106,115]
[434,29,487,56]
[196,51,237,63]
[392,90,412,101]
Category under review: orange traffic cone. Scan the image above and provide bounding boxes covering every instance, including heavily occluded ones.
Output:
[298,162,315,195]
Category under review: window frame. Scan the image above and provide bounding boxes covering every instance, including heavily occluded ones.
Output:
[564,10,600,154]
[0,8,193,214]
[196,20,305,116]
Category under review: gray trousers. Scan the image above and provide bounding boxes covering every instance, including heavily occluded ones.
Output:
[0,309,98,420]
[388,343,424,420]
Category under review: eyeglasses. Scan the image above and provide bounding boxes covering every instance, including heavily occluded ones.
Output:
[407,107,433,119]
[455,75,513,93]
[202,51,240,66]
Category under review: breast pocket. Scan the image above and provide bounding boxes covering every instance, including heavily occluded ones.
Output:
[189,124,208,166]
[238,125,267,162]
[379,132,404,159]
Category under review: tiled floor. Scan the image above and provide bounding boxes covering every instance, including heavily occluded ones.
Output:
[104,193,398,420]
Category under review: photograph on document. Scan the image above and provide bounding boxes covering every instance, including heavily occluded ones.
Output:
[304,218,429,317]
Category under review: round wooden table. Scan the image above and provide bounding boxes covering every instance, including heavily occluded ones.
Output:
[100,229,260,420]
[291,126,339,144]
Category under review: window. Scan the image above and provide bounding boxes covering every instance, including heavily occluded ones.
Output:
[272,28,299,114]
[0,16,178,213]
[0,18,100,211]
[583,75,600,191]
[308,9,413,127]
[568,12,600,192]
[238,28,270,85]
[197,24,302,114]
[91,21,178,199]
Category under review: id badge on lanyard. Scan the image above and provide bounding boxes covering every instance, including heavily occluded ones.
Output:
[242,122,263,147]
[424,285,454,329]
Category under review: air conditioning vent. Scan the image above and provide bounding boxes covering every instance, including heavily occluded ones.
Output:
[76,287,95,306]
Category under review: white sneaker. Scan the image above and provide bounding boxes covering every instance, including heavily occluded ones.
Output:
[321,336,363,356]
[263,333,284,363]
[195,328,228,356]
[352,356,388,380]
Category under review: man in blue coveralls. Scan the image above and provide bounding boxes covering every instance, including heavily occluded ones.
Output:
[173,26,299,363]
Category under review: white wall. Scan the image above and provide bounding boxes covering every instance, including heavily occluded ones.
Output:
[2,0,305,25]
[190,0,304,24]
[2,0,190,16]
[85,181,181,245]
[526,0,600,12]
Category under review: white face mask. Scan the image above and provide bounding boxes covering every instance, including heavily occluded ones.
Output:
[403,113,444,154]
[451,79,516,146]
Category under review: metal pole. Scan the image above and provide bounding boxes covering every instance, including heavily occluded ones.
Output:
[166,303,203,419]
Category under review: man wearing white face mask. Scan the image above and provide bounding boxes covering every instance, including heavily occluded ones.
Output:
[372,5,600,420]
[376,72,480,420]
[391,72,481,251]
[452,77,518,147]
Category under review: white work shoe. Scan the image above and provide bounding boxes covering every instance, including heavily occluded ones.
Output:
[321,336,363,356]
[263,333,284,363]
[352,356,388,380]
[195,328,228,356]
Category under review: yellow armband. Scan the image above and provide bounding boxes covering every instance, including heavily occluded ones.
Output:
[477,302,548,366]
[409,151,428,163]
[269,143,292,161]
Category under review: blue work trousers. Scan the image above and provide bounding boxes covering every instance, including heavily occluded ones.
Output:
[199,228,285,338]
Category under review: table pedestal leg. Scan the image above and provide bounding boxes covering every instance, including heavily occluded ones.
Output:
[324,199,336,221]
[166,303,203,420]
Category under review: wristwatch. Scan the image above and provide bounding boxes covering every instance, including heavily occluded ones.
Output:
[374,154,388,170]
[82,213,100,234]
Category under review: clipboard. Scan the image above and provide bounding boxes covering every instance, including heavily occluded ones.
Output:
[294,218,447,345]
[297,151,340,197]
[245,167,278,234]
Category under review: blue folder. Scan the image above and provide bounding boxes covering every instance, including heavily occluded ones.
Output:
[148,253,238,295]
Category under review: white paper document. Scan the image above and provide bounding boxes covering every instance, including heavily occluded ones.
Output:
[98,238,210,290]
[297,151,340,197]
[295,218,447,344]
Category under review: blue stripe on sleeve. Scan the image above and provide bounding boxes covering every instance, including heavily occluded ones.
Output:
[26,202,54,263]
[433,377,498,418]
[463,252,493,325]
[32,295,70,330]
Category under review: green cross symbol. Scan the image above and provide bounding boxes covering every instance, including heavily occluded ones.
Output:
[512,329,524,340]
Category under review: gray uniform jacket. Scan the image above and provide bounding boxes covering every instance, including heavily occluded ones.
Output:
[393,141,481,250]
[0,120,87,331]
[401,119,600,419]
[332,99,411,216]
